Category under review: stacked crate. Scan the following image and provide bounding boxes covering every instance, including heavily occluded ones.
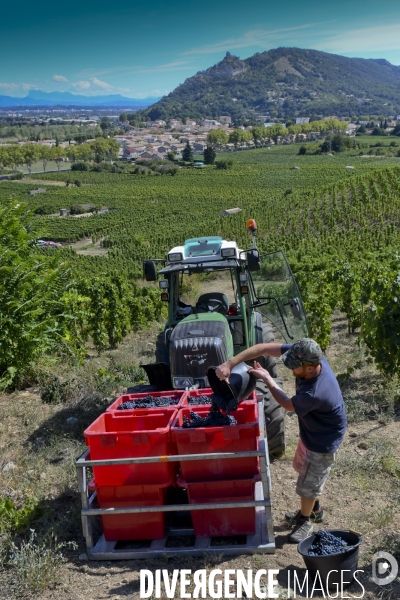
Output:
[84,387,260,540]
[172,389,261,537]
[84,391,187,541]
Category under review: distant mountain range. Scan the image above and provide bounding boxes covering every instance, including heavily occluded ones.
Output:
[141,47,400,122]
[0,90,161,108]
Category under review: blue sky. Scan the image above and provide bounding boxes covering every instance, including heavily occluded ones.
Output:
[1,0,400,98]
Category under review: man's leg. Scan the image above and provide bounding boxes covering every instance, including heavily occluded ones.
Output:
[300,496,316,518]
[288,450,334,543]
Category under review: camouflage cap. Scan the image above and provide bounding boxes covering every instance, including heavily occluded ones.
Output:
[281,338,323,370]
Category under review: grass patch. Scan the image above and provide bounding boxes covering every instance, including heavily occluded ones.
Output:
[8,530,77,595]
[333,435,400,481]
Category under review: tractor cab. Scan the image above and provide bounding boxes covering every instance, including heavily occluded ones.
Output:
[143,224,309,390]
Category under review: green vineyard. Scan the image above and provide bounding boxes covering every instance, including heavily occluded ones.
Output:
[1,141,400,383]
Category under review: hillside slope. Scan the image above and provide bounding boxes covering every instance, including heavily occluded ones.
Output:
[143,47,400,121]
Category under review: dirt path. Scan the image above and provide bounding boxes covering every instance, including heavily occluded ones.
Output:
[1,178,67,186]
[68,237,108,256]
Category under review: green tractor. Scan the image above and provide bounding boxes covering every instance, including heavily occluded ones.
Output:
[142,220,309,456]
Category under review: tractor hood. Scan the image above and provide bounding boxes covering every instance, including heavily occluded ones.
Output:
[169,313,234,389]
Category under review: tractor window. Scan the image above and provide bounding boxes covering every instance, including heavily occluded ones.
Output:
[248,250,309,342]
[178,269,238,307]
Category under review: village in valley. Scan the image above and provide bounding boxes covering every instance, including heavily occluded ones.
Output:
[2,109,400,170]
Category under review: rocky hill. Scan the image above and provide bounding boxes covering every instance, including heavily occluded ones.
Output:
[142,48,400,122]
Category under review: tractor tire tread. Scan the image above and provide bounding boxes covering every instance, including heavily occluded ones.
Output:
[256,378,286,457]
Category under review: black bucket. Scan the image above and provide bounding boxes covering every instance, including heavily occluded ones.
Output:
[207,363,257,403]
[297,529,362,591]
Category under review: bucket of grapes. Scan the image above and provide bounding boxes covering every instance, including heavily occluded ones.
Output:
[297,529,362,591]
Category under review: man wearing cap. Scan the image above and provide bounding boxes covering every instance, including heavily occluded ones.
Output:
[216,338,347,543]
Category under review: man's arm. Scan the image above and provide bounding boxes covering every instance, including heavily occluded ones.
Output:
[216,343,283,380]
[250,361,294,412]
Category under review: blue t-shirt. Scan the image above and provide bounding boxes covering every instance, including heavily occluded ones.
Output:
[281,344,347,453]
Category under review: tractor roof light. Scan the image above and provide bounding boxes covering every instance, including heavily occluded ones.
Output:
[168,252,183,263]
[221,247,236,258]
[247,219,257,233]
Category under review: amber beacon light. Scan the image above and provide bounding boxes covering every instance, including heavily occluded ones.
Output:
[246,219,257,233]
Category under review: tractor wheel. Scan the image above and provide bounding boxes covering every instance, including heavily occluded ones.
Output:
[253,315,278,377]
[155,331,169,364]
[257,377,286,457]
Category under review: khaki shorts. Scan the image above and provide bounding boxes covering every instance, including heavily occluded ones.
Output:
[293,439,336,499]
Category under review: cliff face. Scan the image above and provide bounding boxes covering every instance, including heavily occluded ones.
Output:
[142,47,400,122]
[203,52,248,77]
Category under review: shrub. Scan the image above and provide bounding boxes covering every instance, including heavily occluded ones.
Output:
[320,140,331,153]
[34,206,55,215]
[0,497,43,534]
[71,162,88,171]
[215,159,233,170]
[69,204,92,215]
[0,201,71,388]
[371,127,386,136]
[330,134,355,152]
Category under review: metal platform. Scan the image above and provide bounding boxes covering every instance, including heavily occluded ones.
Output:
[76,403,275,560]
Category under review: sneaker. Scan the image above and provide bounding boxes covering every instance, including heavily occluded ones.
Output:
[288,518,313,544]
[285,507,324,524]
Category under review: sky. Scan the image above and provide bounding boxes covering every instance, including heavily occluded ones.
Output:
[1,0,400,98]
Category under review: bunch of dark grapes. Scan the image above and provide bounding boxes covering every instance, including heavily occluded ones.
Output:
[188,395,212,405]
[117,395,178,410]
[308,531,348,556]
[211,394,238,414]
[182,409,237,428]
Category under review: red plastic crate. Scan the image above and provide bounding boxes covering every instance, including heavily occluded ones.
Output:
[181,388,257,409]
[92,480,172,541]
[177,474,260,537]
[171,403,260,482]
[106,390,187,412]
[84,408,178,486]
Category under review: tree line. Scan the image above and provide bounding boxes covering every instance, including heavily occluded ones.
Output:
[205,119,348,150]
[0,138,120,175]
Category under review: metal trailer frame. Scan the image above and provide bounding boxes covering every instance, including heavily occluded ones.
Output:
[76,403,275,559]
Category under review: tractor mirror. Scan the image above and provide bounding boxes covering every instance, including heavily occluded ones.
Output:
[247,249,261,272]
[290,298,302,320]
[143,260,157,281]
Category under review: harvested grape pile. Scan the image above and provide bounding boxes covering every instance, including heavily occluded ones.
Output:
[117,395,179,409]
[187,395,212,405]
[182,409,237,428]
[308,531,349,556]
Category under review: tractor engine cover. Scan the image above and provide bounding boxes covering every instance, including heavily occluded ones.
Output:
[169,313,233,388]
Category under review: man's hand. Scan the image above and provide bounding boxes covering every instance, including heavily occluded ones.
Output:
[249,360,274,385]
[216,362,231,382]
[250,361,294,411]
